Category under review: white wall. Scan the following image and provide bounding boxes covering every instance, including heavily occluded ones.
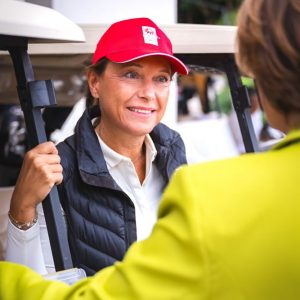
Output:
[52,0,177,24]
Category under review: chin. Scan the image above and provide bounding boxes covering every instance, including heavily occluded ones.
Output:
[129,121,157,134]
[128,125,155,137]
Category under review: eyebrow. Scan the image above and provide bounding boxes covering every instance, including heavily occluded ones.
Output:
[121,62,172,74]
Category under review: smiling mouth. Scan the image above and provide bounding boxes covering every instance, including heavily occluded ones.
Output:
[128,107,155,114]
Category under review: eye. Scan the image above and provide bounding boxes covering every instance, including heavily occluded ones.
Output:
[156,75,171,84]
[124,71,139,79]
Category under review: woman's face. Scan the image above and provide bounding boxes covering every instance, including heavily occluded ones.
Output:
[89,56,172,138]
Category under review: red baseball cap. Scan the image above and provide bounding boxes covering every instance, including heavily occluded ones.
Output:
[92,17,189,75]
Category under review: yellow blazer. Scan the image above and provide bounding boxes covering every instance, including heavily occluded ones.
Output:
[1,130,300,300]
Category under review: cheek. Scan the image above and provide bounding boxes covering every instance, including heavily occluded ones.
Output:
[259,95,272,120]
[107,83,134,103]
[157,88,170,108]
[161,92,170,114]
[160,98,169,114]
[260,96,285,131]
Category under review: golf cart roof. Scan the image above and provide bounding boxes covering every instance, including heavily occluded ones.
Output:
[28,23,236,55]
[0,0,85,43]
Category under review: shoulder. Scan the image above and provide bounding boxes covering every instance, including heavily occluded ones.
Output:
[57,135,75,158]
[159,147,293,227]
[57,135,76,178]
[159,151,270,214]
[151,123,183,146]
[171,151,269,191]
[151,123,187,166]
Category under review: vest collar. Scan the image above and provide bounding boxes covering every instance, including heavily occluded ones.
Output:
[75,106,109,176]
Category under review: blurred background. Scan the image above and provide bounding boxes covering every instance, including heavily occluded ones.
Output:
[0,0,283,187]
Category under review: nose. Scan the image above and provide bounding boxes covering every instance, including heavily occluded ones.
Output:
[137,78,156,101]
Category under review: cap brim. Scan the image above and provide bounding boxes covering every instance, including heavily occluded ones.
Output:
[107,52,189,75]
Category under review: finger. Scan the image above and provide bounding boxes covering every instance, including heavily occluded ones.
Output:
[48,163,63,174]
[54,174,63,185]
[45,169,63,186]
[37,153,61,165]
[32,141,58,155]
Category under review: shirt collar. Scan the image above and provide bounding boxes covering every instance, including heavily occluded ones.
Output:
[96,132,157,169]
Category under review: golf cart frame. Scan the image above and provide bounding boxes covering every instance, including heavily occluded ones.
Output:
[0,1,257,272]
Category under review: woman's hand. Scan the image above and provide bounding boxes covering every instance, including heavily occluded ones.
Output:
[9,141,63,223]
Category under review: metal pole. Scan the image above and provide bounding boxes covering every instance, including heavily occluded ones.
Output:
[223,55,259,153]
[8,45,73,271]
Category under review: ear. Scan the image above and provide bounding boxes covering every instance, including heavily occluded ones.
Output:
[87,70,100,98]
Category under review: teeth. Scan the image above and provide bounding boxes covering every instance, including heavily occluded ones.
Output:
[129,107,152,114]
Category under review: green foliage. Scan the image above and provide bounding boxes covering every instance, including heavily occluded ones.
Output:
[210,76,256,115]
[212,83,233,115]
[178,0,243,25]
[241,76,255,89]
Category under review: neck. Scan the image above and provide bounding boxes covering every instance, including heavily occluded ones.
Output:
[132,143,146,184]
[285,113,300,133]
[275,111,300,134]
[95,123,146,162]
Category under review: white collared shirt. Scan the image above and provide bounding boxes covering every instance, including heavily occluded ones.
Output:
[97,133,164,241]
[6,133,164,274]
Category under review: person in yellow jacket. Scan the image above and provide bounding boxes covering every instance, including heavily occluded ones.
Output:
[1,0,300,298]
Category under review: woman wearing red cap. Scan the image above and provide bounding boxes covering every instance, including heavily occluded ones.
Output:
[2,0,300,298]
[6,18,188,276]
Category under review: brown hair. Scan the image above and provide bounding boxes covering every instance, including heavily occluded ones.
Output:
[236,0,300,113]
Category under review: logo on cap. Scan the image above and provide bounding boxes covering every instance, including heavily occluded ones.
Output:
[142,26,158,46]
